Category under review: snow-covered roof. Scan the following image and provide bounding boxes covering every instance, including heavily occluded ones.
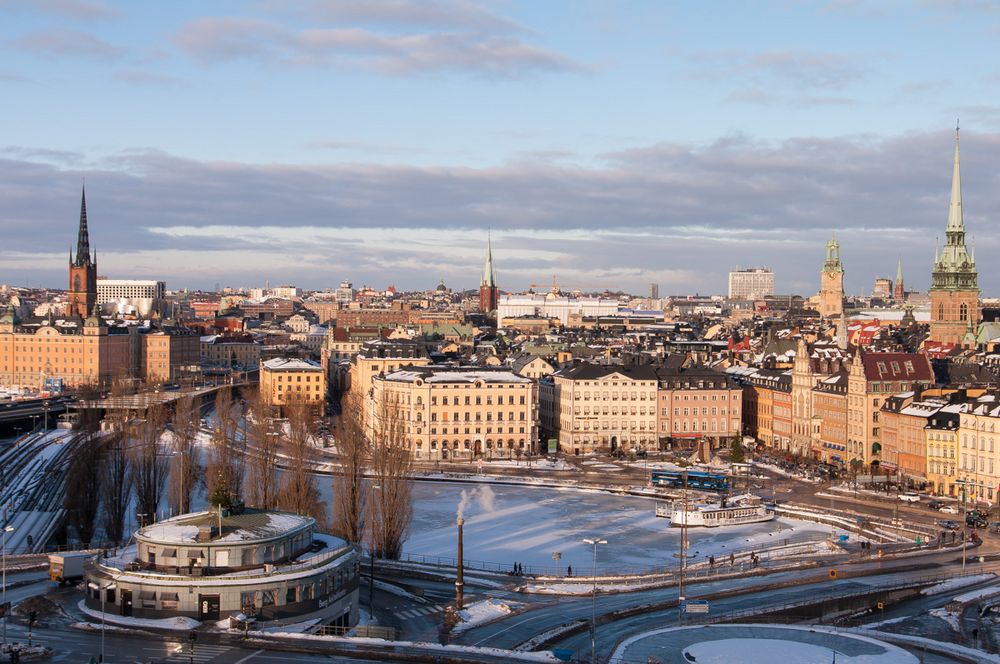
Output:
[137,510,313,545]
[384,368,530,384]
[262,357,322,371]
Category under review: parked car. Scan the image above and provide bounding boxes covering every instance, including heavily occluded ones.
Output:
[927,500,944,510]
[989,521,1000,534]
[937,519,960,530]
[898,492,921,503]
[939,505,960,515]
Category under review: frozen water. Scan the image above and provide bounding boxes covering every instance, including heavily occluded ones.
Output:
[325,481,833,574]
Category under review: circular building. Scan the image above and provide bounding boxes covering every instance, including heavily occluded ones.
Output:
[84,509,359,627]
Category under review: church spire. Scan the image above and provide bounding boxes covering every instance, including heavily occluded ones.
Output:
[947,123,964,233]
[896,256,903,285]
[74,184,93,267]
[482,230,496,288]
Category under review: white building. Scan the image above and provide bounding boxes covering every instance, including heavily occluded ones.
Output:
[96,279,166,317]
[497,294,620,328]
[271,285,302,299]
[334,280,355,305]
[728,268,775,300]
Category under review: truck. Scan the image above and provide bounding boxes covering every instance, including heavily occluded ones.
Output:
[48,552,95,586]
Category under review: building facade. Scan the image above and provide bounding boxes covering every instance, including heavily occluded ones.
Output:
[84,509,359,625]
[97,279,166,317]
[260,358,326,414]
[656,365,742,446]
[727,268,774,300]
[368,366,536,460]
[497,294,620,329]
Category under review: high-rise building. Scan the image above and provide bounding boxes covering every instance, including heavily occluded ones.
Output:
[334,280,355,306]
[68,187,97,318]
[873,278,892,299]
[929,128,979,346]
[649,283,659,300]
[818,234,844,319]
[97,279,166,316]
[727,268,774,300]
[479,234,499,313]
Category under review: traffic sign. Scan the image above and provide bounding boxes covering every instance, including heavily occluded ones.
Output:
[829,569,838,579]
[685,600,709,614]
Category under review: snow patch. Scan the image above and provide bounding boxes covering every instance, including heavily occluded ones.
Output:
[452,598,521,634]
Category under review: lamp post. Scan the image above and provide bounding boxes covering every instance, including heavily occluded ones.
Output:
[88,581,116,663]
[367,483,381,620]
[2,525,13,645]
[582,537,607,664]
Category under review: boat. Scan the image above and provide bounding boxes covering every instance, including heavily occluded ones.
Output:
[661,493,774,528]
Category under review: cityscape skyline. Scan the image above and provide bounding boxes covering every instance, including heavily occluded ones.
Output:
[2,1,1000,294]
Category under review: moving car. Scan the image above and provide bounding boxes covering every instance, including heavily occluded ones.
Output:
[898,492,921,503]
[966,510,988,528]
[937,519,960,530]
[938,505,960,515]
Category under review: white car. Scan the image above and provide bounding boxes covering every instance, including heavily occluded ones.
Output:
[898,492,921,503]
[938,505,959,514]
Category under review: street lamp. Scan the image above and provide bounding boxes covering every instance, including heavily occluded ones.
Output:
[954,478,986,572]
[88,581,116,663]
[368,483,381,620]
[582,537,607,664]
[2,525,13,645]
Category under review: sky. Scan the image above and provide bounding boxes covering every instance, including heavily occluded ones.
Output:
[1,0,999,297]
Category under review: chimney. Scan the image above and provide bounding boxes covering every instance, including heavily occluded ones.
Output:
[456,517,465,610]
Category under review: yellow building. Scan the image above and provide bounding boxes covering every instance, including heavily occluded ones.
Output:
[543,363,658,455]
[926,408,959,497]
[957,395,1000,506]
[260,358,326,415]
[347,339,430,396]
[368,366,536,460]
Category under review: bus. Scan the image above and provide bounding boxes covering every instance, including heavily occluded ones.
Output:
[650,469,730,492]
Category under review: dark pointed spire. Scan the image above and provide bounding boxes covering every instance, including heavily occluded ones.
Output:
[74,184,92,267]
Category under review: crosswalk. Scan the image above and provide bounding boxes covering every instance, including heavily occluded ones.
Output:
[396,604,444,620]
[165,643,230,663]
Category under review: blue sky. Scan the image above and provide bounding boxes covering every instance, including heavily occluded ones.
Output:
[1,0,999,296]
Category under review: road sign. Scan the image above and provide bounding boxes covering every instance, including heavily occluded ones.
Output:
[829,569,838,579]
[685,600,709,614]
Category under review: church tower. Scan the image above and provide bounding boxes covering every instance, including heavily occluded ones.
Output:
[478,233,498,313]
[68,186,97,318]
[818,233,844,319]
[893,257,905,302]
[929,127,979,346]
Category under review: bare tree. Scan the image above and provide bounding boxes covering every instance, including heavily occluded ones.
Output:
[330,391,368,544]
[244,388,280,510]
[370,395,413,560]
[278,399,325,524]
[131,401,169,523]
[206,387,246,507]
[100,375,133,543]
[64,432,103,546]
[169,395,201,514]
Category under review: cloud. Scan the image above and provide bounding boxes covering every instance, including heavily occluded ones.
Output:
[305,139,423,155]
[10,28,124,60]
[2,130,999,294]
[173,17,586,76]
[273,0,527,33]
[113,69,180,86]
[0,0,119,20]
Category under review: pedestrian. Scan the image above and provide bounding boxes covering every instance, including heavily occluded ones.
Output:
[730,552,735,567]
[709,555,715,569]
[567,565,573,577]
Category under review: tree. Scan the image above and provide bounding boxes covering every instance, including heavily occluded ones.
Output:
[63,432,103,546]
[169,395,201,515]
[278,399,325,524]
[729,437,745,464]
[329,391,369,544]
[131,401,169,523]
[205,387,246,508]
[100,375,133,543]
[369,394,413,560]
[244,388,280,510]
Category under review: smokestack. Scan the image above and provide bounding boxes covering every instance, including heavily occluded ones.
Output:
[456,517,465,610]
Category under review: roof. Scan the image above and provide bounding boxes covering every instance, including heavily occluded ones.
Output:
[136,509,314,545]
[556,363,659,382]
[383,366,531,384]
[262,357,322,371]
[859,352,933,382]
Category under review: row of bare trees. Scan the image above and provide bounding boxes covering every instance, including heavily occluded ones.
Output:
[331,391,413,560]
[62,379,414,559]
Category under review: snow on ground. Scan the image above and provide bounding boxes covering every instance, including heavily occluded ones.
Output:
[682,638,917,664]
[952,582,1000,603]
[71,621,152,636]
[333,482,832,575]
[921,573,995,596]
[78,600,200,631]
[451,598,521,634]
[373,579,425,602]
[857,629,1000,664]
[928,607,961,632]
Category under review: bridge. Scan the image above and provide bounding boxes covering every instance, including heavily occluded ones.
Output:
[72,374,257,412]
[0,396,70,426]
